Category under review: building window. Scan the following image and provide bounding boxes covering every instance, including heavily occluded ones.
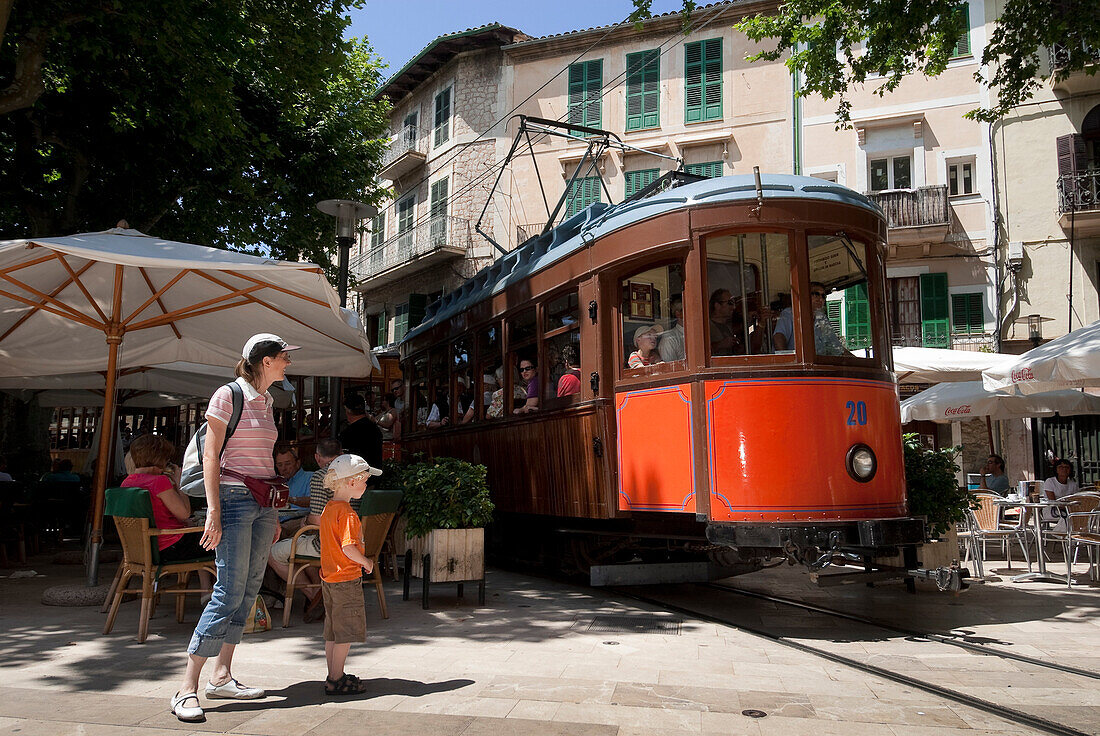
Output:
[887,276,922,347]
[810,170,839,182]
[433,86,451,147]
[951,292,984,335]
[685,161,723,179]
[684,38,722,123]
[402,111,418,144]
[947,158,975,196]
[393,294,427,343]
[369,213,385,249]
[374,310,388,347]
[950,4,971,59]
[429,177,448,244]
[626,49,660,131]
[919,272,949,348]
[625,168,659,198]
[566,176,602,217]
[869,155,912,191]
[568,59,602,131]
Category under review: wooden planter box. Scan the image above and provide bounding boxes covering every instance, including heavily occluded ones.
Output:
[874,526,960,570]
[402,527,486,609]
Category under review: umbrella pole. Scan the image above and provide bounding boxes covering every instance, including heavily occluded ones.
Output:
[985,416,995,455]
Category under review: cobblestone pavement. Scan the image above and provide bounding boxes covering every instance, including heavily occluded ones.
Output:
[0,549,1097,735]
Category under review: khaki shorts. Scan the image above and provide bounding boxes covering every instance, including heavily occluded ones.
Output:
[270,533,319,565]
[321,579,366,643]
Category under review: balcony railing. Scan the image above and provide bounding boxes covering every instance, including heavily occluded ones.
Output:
[866,185,950,228]
[1057,170,1100,214]
[379,126,427,179]
[1051,42,1100,72]
[351,214,472,284]
[891,332,994,351]
[516,223,546,244]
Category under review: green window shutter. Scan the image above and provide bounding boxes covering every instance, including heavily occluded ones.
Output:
[393,302,409,341]
[920,272,950,347]
[951,6,971,58]
[626,49,660,131]
[843,284,871,348]
[376,309,387,346]
[408,293,428,330]
[369,213,385,249]
[397,196,415,233]
[685,38,722,123]
[685,161,723,178]
[568,60,602,131]
[566,176,602,217]
[433,87,451,146]
[429,177,448,243]
[625,168,659,198]
[826,300,842,333]
[951,292,984,335]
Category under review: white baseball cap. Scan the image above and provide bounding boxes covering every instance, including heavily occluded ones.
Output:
[328,454,383,481]
[242,333,301,361]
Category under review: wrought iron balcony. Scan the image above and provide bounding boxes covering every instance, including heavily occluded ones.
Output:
[379,126,427,181]
[1057,170,1100,235]
[866,185,950,247]
[351,215,472,288]
[1049,43,1100,93]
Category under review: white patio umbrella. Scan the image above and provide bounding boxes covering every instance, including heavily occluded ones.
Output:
[900,381,1100,424]
[0,227,375,582]
[982,319,1100,394]
[893,346,1019,383]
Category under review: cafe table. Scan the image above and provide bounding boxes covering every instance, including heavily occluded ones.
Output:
[993,497,1074,584]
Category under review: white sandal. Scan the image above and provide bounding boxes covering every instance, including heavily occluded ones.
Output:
[171,691,205,722]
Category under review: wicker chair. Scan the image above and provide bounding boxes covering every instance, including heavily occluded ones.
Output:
[1050,494,1100,587]
[282,524,322,628]
[959,492,1032,578]
[102,487,215,643]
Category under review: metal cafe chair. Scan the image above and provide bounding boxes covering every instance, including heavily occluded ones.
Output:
[960,492,1032,578]
[1054,494,1100,587]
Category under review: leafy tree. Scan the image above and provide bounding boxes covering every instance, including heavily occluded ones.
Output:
[632,0,1100,125]
[0,1,389,271]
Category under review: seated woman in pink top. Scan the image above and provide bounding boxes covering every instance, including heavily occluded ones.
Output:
[121,434,213,572]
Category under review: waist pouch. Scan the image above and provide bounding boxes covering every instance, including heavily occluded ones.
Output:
[221,469,290,508]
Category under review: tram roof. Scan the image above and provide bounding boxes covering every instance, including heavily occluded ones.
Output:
[404,174,883,344]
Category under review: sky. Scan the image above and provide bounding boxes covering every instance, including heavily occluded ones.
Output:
[347,0,687,74]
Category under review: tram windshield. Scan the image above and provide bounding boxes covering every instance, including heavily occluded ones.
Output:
[807,234,879,363]
[705,233,792,357]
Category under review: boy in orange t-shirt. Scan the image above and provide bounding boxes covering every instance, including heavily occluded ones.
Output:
[318,454,382,696]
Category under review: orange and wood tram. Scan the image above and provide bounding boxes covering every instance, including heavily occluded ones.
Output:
[396,174,939,585]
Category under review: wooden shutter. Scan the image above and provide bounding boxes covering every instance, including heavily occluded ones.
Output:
[625,168,659,198]
[1056,133,1087,177]
[397,196,415,233]
[951,292,984,335]
[920,272,950,347]
[376,309,387,346]
[433,87,450,147]
[567,176,602,217]
[626,50,660,131]
[826,301,842,333]
[568,60,602,130]
[430,178,448,244]
[369,213,385,249]
[686,161,723,178]
[843,284,871,348]
[686,38,722,123]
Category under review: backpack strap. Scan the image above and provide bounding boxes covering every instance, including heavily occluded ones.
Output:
[220,381,245,457]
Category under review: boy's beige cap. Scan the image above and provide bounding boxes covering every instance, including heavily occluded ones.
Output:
[328,454,382,480]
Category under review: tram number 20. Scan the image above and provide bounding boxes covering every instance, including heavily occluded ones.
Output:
[845,400,868,426]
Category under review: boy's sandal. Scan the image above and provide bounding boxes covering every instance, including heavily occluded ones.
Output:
[325,673,367,696]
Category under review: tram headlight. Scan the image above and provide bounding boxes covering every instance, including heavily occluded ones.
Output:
[846,444,877,482]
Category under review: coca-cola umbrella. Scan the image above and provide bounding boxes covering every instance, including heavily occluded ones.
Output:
[893,346,1019,383]
[0,228,375,583]
[900,381,1100,424]
[982,318,1100,394]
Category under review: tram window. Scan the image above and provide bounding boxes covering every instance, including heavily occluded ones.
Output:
[478,323,503,420]
[807,234,878,362]
[620,262,685,371]
[452,337,475,424]
[508,308,539,414]
[705,233,791,357]
[543,290,581,403]
[424,350,449,429]
[410,353,428,431]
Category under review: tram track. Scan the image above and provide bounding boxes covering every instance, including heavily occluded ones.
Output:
[613,584,1095,736]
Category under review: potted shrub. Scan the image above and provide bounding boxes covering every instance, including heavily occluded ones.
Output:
[901,433,977,568]
[396,457,494,606]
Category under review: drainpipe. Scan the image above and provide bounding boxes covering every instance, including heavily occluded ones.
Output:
[989,119,1005,352]
[792,66,802,175]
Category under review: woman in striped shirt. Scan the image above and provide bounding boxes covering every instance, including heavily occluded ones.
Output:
[172,333,298,723]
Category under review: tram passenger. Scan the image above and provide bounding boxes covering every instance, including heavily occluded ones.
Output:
[514,359,539,414]
[773,282,850,356]
[628,324,663,368]
[658,298,686,361]
[486,366,526,418]
[709,289,741,356]
[557,346,582,397]
[425,390,450,429]
[390,379,405,414]
[374,394,398,440]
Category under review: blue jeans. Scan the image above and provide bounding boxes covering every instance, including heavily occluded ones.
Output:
[187,484,276,658]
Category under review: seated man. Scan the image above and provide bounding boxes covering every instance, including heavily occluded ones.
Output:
[268,438,342,609]
[275,445,313,509]
[773,282,850,356]
[41,458,80,483]
[978,454,1010,495]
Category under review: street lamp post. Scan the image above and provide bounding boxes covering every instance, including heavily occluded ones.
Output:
[317,199,376,436]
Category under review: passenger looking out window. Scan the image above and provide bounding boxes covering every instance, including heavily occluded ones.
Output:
[807,234,877,361]
[709,289,741,356]
[705,233,791,357]
[486,366,524,419]
[628,325,663,368]
[658,298,685,361]
[557,346,582,397]
[514,359,539,414]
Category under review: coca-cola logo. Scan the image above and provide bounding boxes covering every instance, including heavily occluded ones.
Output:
[1011,368,1034,383]
[944,405,972,416]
